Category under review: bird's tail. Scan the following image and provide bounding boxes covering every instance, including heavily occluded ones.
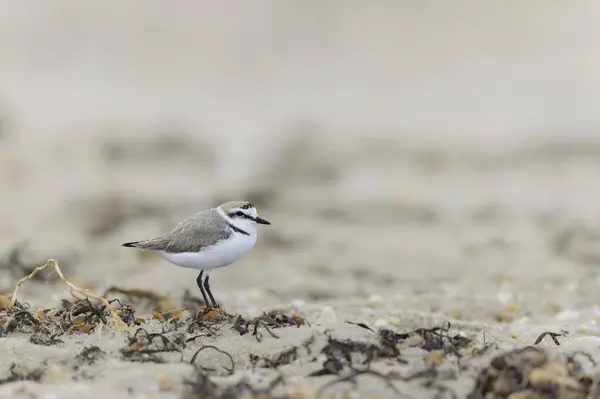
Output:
[122,241,140,248]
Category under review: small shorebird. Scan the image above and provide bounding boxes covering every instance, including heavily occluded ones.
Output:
[121,201,270,309]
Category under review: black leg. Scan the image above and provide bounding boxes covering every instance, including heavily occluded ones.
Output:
[196,271,210,309]
[203,273,219,309]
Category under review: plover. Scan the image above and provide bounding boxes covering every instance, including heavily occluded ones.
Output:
[122,201,270,309]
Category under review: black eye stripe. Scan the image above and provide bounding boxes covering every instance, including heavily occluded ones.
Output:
[230,210,250,218]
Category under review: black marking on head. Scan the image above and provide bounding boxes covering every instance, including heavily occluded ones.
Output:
[228,209,253,220]
[227,206,262,228]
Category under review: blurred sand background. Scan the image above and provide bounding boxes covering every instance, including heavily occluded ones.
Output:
[2,1,600,398]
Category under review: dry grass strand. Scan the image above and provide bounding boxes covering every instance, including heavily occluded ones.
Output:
[9,259,128,331]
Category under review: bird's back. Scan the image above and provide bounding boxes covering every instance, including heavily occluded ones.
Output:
[123,208,232,253]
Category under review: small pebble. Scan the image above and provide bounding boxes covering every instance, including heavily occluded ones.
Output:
[402,347,427,358]
[496,292,512,304]
[374,318,389,329]
[556,310,579,321]
[0,294,11,310]
[247,289,262,301]
[507,304,519,313]
[245,306,261,318]
[291,299,305,309]
[315,306,337,329]
[425,350,445,365]
[242,370,263,385]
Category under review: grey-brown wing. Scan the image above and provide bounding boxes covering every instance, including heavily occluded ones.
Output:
[123,209,232,253]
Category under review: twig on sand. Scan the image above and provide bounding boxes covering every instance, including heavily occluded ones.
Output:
[8,259,128,331]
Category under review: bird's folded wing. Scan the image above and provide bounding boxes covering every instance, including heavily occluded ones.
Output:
[131,210,232,253]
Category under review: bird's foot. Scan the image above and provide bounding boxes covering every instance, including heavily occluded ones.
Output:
[198,304,226,321]
[201,304,221,314]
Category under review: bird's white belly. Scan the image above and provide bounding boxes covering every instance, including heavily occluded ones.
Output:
[158,233,257,270]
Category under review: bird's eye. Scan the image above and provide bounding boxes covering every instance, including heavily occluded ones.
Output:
[235,211,244,217]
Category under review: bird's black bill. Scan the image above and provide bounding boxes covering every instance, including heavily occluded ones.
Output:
[254,216,271,225]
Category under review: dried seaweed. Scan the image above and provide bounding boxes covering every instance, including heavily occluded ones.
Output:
[0,264,482,399]
[189,345,235,376]
[185,318,223,338]
[251,335,316,369]
[183,308,306,343]
[153,308,185,325]
[1,295,136,341]
[232,310,306,342]
[182,367,288,399]
[533,330,568,346]
[0,364,45,385]
[29,332,63,346]
[346,321,374,331]
[394,322,472,355]
[308,333,395,377]
[0,341,105,384]
[76,346,105,365]
[185,309,231,335]
[108,299,139,325]
[251,320,281,342]
[468,346,600,399]
[314,353,461,399]
[316,367,403,399]
[420,377,458,399]
[104,285,173,312]
[121,328,184,363]
[6,259,127,330]
[314,323,470,377]
[251,321,472,383]
[53,346,109,381]
[301,322,469,399]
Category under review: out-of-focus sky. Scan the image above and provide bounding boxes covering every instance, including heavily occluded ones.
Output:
[0,1,598,145]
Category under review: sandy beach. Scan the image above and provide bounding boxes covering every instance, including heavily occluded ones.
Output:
[2,2,600,398]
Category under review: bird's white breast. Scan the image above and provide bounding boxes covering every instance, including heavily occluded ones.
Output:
[157,231,257,270]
